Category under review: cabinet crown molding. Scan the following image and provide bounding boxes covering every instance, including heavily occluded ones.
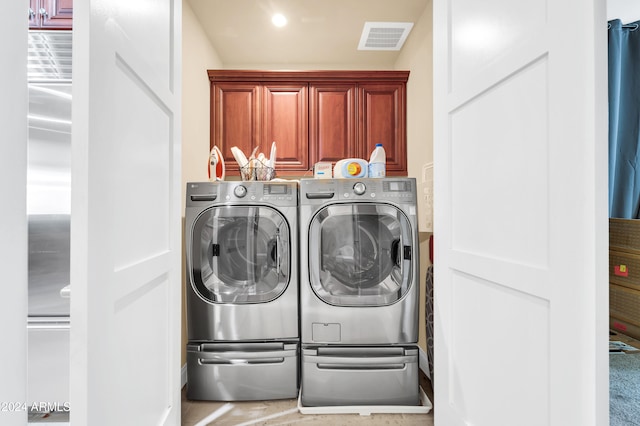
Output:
[208,70,410,83]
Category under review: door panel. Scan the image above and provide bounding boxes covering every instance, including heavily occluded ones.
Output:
[433,0,608,425]
[358,83,406,174]
[41,0,73,29]
[449,2,546,90]
[309,84,357,164]
[451,59,548,269]
[212,83,260,170]
[262,83,309,172]
[448,273,549,425]
[70,0,181,424]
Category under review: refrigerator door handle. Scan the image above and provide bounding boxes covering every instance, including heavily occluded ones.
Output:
[27,318,70,330]
[60,284,71,298]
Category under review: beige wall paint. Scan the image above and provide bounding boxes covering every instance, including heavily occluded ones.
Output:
[395,1,434,359]
[180,0,434,367]
[181,0,223,367]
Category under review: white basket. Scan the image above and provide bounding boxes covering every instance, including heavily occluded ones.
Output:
[240,159,276,181]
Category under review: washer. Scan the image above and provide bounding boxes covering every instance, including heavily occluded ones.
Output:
[185,181,299,401]
[299,178,420,407]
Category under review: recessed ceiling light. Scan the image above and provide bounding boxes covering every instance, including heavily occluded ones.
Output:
[272,13,287,27]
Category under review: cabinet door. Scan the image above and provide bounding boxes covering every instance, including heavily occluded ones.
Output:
[309,84,357,165]
[358,83,407,175]
[262,83,308,173]
[30,0,73,29]
[211,83,260,174]
[29,0,38,28]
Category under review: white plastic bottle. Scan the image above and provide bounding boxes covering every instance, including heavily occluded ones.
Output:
[368,143,386,178]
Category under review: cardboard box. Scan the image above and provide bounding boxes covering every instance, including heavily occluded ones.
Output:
[314,162,332,179]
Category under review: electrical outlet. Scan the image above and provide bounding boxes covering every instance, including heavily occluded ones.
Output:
[422,162,432,184]
[421,163,433,232]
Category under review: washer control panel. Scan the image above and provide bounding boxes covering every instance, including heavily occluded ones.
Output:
[186,181,297,207]
[300,178,416,204]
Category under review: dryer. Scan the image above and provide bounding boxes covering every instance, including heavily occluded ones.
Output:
[299,178,420,407]
[185,181,299,401]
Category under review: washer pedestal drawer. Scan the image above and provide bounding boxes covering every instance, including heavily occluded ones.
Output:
[301,346,420,407]
[186,341,299,401]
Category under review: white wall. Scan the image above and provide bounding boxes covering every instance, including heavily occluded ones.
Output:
[608,0,640,22]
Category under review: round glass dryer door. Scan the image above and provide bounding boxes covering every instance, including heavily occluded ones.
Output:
[190,205,291,304]
[308,203,413,306]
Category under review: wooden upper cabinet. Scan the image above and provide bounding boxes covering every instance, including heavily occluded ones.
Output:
[29,0,73,30]
[309,84,357,165]
[358,83,407,175]
[211,83,260,171]
[262,84,309,173]
[208,70,409,177]
[211,82,308,175]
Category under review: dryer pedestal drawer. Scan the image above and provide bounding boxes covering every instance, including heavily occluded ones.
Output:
[301,346,420,406]
[187,342,299,401]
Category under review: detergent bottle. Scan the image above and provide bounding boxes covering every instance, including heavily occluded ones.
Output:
[334,159,368,178]
[368,143,386,178]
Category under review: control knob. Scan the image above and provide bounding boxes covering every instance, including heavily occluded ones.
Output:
[353,182,366,196]
[233,185,247,198]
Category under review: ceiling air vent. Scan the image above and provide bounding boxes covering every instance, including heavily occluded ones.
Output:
[358,22,414,51]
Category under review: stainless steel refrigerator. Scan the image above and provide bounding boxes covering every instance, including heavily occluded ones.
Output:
[27,30,72,414]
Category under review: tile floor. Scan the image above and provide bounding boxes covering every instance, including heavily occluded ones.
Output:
[181,370,434,426]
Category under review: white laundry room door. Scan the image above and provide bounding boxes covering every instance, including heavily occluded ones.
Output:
[70,1,182,425]
[433,0,609,425]
[0,2,27,425]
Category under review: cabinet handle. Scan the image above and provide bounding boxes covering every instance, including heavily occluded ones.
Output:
[28,8,36,19]
[39,8,48,19]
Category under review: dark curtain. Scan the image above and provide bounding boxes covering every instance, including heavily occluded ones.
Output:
[609,20,640,218]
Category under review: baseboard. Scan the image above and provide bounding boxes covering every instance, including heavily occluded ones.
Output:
[181,363,187,388]
[419,346,431,381]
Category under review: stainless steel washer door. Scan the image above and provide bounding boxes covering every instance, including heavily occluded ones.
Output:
[308,203,413,306]
[190,205,291,304]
